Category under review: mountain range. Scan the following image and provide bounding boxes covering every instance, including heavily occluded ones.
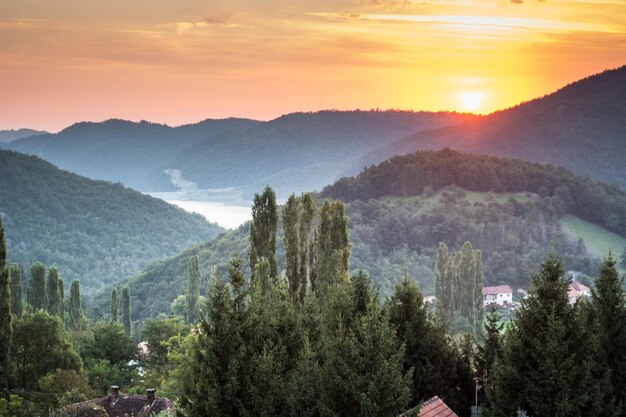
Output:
[0,129,48,143]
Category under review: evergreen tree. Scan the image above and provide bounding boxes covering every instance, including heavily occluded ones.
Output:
[57,277,64,323]
[186,255,200,324]
[46,267,61,317]
[476,307,502,408]
[282,194,300,302]
[0,217,6,271]
[250,186,278,281]
[111,288,119,322]
[121,287,131,335]
[387,278,455,407]
[591,254,626,416]
[489,255,610,417]
[29,262,47,311]
[8,264,23,318]
[316,200,350,295]
[435,242,452,322]
[473,250,484,336]
[68,280,82,331]
[0,263,11,391]
[457,242,476,319]
[298,193,317,303]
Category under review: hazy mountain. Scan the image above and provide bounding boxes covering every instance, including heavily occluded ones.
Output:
[0,149,223,292]
[7,118,262,192]
[0,128,48,143]
[7,111,472,199]
[357,66,626,187]
[97,150,625,320]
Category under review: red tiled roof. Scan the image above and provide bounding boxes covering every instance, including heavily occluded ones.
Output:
[570,280,589,293]
[419,396,458,417]
[482,285,513,296]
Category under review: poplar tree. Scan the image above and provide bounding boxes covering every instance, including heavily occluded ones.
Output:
[0,218,11,390]
[111,288,119,322]
[249,186,278,281]
[58,277,65,322]
[69,280,82,331]
[298,193,317,303]
[46,267,61,317]
[186,255,200,324]
[9,264,23,318]
[282,194,300,302]
[122,287,131,335]
[591,254,626,416]
[435,242,451,322]
[29,262,47,311]
[473,250,484,336]
[316,200,350,295]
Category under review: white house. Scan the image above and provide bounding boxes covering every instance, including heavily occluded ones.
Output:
[483,285,513,306]
[568,280,590,304]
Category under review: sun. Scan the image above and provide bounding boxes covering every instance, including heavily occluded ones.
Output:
[459,92,484,113]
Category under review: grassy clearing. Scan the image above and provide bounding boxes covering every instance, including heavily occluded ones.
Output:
[560,215,626,274]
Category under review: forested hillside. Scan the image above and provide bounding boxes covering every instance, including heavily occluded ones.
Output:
[100,150,625,320]
[0,150,223,291]
[6,111,472,198]
[0,129,47,143]
[357,66,626,187]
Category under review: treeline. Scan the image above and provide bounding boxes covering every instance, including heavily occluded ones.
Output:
[322,149,626,236]
[0,149,222,291]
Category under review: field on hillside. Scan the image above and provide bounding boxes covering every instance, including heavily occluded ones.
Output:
[561,215,626,274]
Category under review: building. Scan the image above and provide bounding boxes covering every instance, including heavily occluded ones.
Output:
[398,396,458,417]
[568,279,590,304]
[56,386,172,417]
[482,285,513,306]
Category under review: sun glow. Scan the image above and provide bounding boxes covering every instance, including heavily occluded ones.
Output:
[459,92,484,113]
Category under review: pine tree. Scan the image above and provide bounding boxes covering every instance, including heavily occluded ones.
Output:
[387,278,455,407]
[8,264,23,318]
[283,194,300,302]
[186,255,200,324]
[591,254,626,416]
[121,287,131,335]
[68,280,82,331]
[29,262,47,311]
[298,193,317,303]
[111,288,119,322]
[477,306,502,407]
[0,262,11,391]
[57,277,65,323]
[46,267,61,317]
[489,254,610,417]
[250,186,278,281]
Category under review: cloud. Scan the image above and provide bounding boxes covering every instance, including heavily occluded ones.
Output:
[204,12,234,25]
[511,0,524,4]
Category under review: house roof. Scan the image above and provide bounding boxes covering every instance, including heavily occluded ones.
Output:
[570,280,590,293]
[398,396,458,417]
[482,285,513,296]
[57,392,172,417]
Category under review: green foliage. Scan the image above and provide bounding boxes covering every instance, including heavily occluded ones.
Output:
[142,316,188,369]
[0,395,24,417]
[0,216,6,271]
[591,254,626,416]
[186,255,200,324]
[29,262,47,311]
[46,267,62,317]
[37,369,92,411]
[0,267,12,390]
[111,288,118,322]
[298,193,317,303]
[8,264,22,318]
[282,194,300,302]
[0,149,222,292]
[250,186,278,281]
[9,310,82,390]
[121,287,131,335]
[69,280,82,332]
[315,199,351,294]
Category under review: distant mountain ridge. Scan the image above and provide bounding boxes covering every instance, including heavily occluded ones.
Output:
[0,149,223,292]
[355,66,626,187]
[0,128,48,143]
[5,111,473,199]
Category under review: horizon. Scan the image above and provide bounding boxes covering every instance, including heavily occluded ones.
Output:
[2,0,625,131]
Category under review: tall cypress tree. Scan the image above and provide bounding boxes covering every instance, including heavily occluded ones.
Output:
[9,264,23,318]
[298,193,317,303]
[111,288,119,322]
[0,217,11,391]
[435,242,451,322]
[58,277,65,322]
[591,254,626,416]
[473,250,484,336]
[122,286,131,335]
[29,262,47,311]
[186,255,200,324]
[249,186,278,281]
[316,200,350,295]
[46,267,61,316]
[282,194,300,302]
[69,280,82,331]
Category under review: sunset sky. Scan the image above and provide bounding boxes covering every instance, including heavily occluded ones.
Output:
[1,0,625,131]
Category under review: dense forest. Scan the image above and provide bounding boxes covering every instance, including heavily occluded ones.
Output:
[0,150,222,291]
[101,150,624,320]
[2,188,625,417]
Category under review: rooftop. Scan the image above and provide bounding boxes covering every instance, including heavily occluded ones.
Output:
[482,285,513,296]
